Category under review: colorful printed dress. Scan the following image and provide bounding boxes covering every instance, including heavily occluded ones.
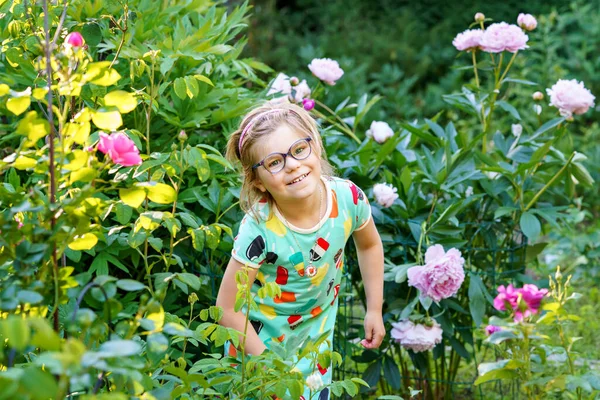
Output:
[229,176,371,400]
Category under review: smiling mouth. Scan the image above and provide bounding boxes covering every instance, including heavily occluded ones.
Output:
[288,172,309,185]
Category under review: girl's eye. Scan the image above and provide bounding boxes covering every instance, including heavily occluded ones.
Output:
[294,145,307,155]
[267,159,281,168]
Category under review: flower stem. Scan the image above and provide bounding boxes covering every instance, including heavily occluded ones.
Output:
[524,152,575,211]
[472,51,480,88]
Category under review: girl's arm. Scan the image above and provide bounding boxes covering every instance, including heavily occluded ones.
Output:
[352,218,386,348]
[216,258,267,355]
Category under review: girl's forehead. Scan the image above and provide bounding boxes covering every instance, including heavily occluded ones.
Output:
[253,124,308,157]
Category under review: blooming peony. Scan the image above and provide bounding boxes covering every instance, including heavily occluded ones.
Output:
[452,29,484,52]
[485,325,502,336]
[98,132,142,167]
[372,183,399,208]
[407,245,465,302]
[390,319,443,353]
[267,73,292,97]
[546,79,595,119]
[65,32,85,48]
[292,79,311,102]
[305,373,323,391]
[308,58,344,85]
[493,284,520,311]
[517,13,537,31]
[517,284,548,320]
[366,121,394,143]
[480,22,529,53]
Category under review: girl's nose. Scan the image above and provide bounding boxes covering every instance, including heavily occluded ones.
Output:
[285,155,302,171]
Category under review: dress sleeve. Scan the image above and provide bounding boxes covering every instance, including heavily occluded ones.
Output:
[346,179,372,232]
[231,214,267,269]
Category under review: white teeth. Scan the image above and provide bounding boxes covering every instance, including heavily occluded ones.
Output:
[290,174,307,184]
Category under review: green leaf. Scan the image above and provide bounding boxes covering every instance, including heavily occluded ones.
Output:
[119,187,146,208]
[177,273,201,290]
[116,279,146,291]
[520,211,541,241]
[70,167,97,183]
[17,290,43,305]
[19,367,58,400]
[468,273,487,327]
[193,74,214,87]
[1,316,30,351]
[7,96,31,115]
[92,108,123,131]
[104,90,137,113]
[29,318,60,351]
[362,360,381,388]
[173,77,187,100]
[496,100,521,121]
[383,356,401,390]
[99,339,142,356]
[526,117,565,143]
[474,366,519,385]
[188,227,205,251]
[115,203,133,224]
[68,233,98,251]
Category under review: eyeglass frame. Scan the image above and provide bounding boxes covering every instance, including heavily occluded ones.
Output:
[252,137,313,174]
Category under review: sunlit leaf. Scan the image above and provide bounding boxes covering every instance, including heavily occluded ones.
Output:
[92,108,123,131]
[119,187,146,208]
[13,156,36,170]
[0,83,9,96]
[68,233,98,250]
[7,96,31,115]
[146,183,176,204]
[104,90,137,113]
[70,167,96,183]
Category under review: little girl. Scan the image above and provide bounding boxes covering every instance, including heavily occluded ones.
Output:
[216,102,385,399]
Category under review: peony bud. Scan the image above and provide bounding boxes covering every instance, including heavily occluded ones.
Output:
[289,76,299,86]
[555,266,562,281]
[474,13,485,23]
[532,91,544,101]
[65,32,85,48]
[511,124,523,136]
[178,130,188,142]
[302,98,315,111]
[517,13,537,31]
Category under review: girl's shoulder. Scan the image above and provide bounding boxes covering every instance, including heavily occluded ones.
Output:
[326,176,367,202]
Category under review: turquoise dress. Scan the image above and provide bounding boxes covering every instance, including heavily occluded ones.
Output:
[230,176,371,400]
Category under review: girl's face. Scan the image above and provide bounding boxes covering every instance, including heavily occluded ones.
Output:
[252,124,322,204]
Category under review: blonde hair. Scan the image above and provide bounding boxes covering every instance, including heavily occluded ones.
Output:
[225,102,335,220]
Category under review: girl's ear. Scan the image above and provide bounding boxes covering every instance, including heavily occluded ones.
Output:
[253,178,267,193]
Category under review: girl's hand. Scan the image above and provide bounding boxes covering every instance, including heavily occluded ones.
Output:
[360,310,385,349]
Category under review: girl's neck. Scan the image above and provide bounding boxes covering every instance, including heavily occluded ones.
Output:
[275,179,327,229]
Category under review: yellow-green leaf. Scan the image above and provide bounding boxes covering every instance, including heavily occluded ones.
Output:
[136,215,160,232]
[119,187,146,208]
[104,90,137,113]
[70,167,96,183]
[63,122,91,145]
[68,233,98,250]
[64,150,89,171]
[74,107,92,122]
[146,183,177,204]
[92,108,122,131]
[0,84,9,96]
[29,318,61,351]
[0,316,30,351]
[13,156,36,170]
[32,87,48,100]
[7,96,31,115]
[90,68,121,86]
[193,75,214,87]
[16,111,49,142]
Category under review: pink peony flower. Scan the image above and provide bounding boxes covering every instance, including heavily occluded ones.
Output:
[452,29,484,52]
[267,73,292,97]
[308,58,344,85]
[372,183,399,208]
[98,132,142,167]
[485,325,502,335]
[302,98,315,111]
[65,32,85,48]
[493,284,520,311]
[480,22,529,53]
[390,319,443,353]
[293,79,311,103]
[546,79,595,118]
[517,13,537,31]
[519,284,548,314]
[407,245,465,302]
[366,121,394,143]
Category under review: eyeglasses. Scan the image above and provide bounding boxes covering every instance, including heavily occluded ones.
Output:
[252,137,313,174]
